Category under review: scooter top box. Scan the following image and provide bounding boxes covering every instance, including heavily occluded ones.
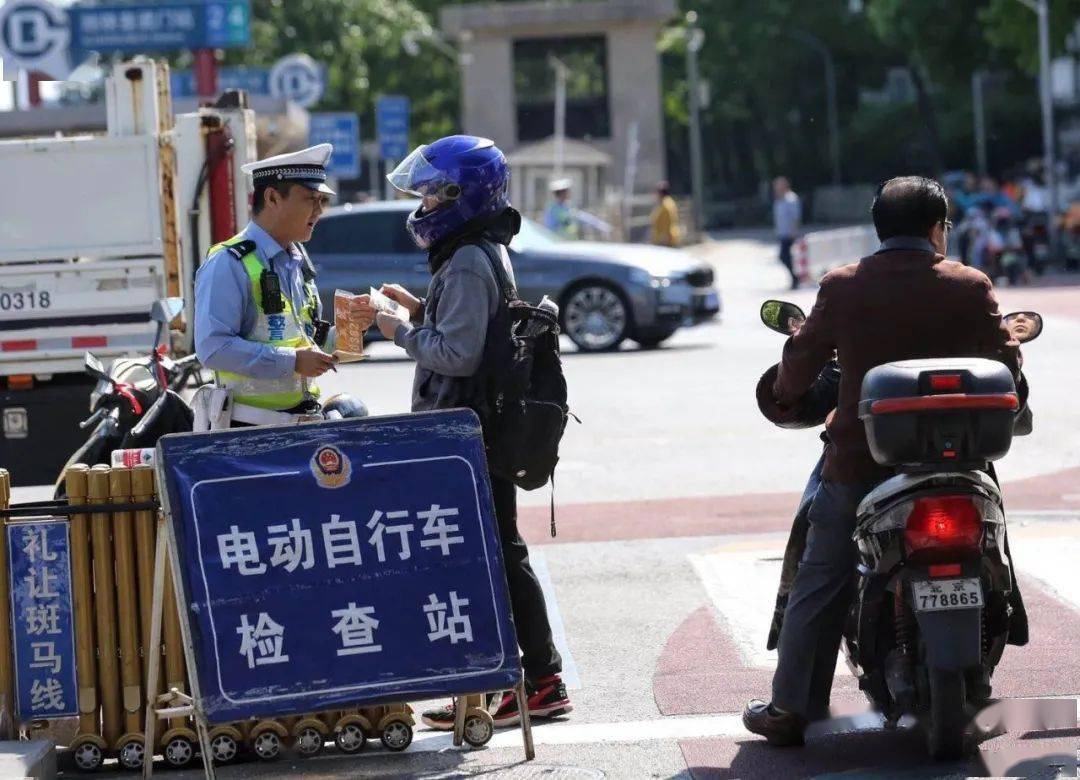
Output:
[858,357,1018,468]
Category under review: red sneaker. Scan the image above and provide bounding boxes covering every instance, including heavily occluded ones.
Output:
[490,675,573,728]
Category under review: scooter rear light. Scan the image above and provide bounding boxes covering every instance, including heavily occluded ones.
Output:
[904,495,982,555]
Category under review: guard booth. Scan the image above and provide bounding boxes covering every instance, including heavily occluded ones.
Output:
[0,410,534,775]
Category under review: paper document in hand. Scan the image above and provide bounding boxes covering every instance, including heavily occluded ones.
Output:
[333,290,366,363]
[369,287,402,316]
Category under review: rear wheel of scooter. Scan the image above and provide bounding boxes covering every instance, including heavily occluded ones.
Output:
[926,669,968,760]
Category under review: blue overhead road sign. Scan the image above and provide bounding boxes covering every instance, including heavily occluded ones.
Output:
[155,410,520,724]
[269,53,324,108]
[376,95,411,160]
[309,113,361,180]
[171,66,269,99]
[69,1,250,57]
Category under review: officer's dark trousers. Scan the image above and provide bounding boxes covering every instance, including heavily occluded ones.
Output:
[490,474,563,682]
[771,478,875,719]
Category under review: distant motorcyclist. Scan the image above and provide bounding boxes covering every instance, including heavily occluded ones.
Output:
[744,175,1022,747]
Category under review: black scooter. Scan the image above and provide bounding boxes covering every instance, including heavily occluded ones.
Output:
[53,298,198,497]
[760,300,1042,759]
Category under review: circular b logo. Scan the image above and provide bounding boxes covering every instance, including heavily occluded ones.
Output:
[0,0,70,73]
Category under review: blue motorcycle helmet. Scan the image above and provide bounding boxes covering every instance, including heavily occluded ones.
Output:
[387,135,510,250]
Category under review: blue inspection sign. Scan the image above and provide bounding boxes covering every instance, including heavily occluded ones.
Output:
[171,66,269,99]
[69,0,250,57]
[309,112,360,180]
[376,95,410,160]
[7,520,79,722]
[155,410,519,724]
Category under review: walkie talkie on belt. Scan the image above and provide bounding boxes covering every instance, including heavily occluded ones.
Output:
[260,270,285,314]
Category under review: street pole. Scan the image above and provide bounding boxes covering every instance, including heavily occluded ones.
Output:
[686,12,706,234]
[1016,0,1060,260]
[1036,0,1060,259]
[788,30,841,186]
[549,55,568,179]
[972,70,988,177]
[193,49,219,99]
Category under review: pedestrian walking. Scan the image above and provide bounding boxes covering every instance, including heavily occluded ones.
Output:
[650,181,682,247]
[773,176,802,289]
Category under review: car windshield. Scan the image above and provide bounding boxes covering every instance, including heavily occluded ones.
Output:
[511,217,561,252]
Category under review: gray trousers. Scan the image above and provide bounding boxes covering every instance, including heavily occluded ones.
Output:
[771,478,875,719]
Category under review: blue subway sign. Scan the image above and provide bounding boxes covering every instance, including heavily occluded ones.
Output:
[69,1,250,57]
[155,410,519,724]
[7,520,79,722]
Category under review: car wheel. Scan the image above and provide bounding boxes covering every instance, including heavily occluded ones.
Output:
[562,282,629,352]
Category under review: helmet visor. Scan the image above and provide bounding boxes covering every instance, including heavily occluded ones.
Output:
[386,146,442,197]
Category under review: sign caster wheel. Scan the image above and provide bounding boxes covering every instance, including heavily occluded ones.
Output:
[334,723,367,754]
[463,710,495,747]
[71,738,105,773]
[380,719,413,752]
[163,735,196,769]
[294,726,324,758]
[117,738,146,771]
[210,733,239,764]
[252,730,282,761]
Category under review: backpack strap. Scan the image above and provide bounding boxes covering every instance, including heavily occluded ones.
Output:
[471,241,518,305]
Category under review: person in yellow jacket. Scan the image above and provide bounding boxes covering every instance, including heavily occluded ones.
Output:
[194,144,371,425]
[650,181,682,247]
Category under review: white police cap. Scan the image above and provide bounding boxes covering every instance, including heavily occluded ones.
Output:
[241,143,336,195]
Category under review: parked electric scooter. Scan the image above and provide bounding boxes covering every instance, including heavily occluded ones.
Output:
[53,298,197,497]
[759,300,1042,759]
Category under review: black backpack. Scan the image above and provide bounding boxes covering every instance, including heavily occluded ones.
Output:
[468,243,573,529]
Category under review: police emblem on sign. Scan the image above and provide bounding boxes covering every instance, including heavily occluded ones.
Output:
[310,445,351,489]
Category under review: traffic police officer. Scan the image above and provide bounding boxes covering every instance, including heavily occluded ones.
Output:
[194,144,370,426]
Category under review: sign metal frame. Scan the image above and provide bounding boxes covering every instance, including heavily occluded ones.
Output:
[143,411,535,778]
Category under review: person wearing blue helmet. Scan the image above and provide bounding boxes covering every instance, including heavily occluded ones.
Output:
[363,135,571,730]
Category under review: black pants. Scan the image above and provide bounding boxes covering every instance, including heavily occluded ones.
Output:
[490,475,562,681]
[779,237,799,287]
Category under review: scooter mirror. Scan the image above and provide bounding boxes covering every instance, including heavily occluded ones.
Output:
[1003,311,1043,343]
[83,351,109,381]
[150,297,184,325]
[761,300,806,336]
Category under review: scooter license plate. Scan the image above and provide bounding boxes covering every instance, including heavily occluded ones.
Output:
[911,578,983,612]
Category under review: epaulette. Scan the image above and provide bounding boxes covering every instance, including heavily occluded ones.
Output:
[225,240,258,261]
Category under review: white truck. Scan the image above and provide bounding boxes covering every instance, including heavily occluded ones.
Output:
[0,59,257,485]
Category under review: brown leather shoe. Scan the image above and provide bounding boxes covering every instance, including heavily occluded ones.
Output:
[742,699,807,746]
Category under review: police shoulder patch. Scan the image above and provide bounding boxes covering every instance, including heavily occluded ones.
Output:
[311,445,352,489]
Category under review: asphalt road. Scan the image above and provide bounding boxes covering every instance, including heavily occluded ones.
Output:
[75,233,1080,778]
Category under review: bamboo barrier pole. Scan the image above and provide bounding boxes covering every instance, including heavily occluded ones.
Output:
[162,549,187,733]
[0,468,12,739]
[109,467,144,742]
[65,465,100,740]
[131,466,157,699]
[88,465,122,746]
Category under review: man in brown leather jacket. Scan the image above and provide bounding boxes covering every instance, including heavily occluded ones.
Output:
[743,176,1021,746]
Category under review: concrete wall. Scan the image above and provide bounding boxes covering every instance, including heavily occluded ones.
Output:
[445,0,674,197]
[459,36,516,153]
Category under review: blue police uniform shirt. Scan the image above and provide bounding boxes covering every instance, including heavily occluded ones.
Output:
[194,221,330,380]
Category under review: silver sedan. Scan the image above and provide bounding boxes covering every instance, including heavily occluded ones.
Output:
[305,201,721,352]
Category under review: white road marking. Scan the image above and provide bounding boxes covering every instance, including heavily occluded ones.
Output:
[1009,523,1080,612]
[531,548,582,691]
